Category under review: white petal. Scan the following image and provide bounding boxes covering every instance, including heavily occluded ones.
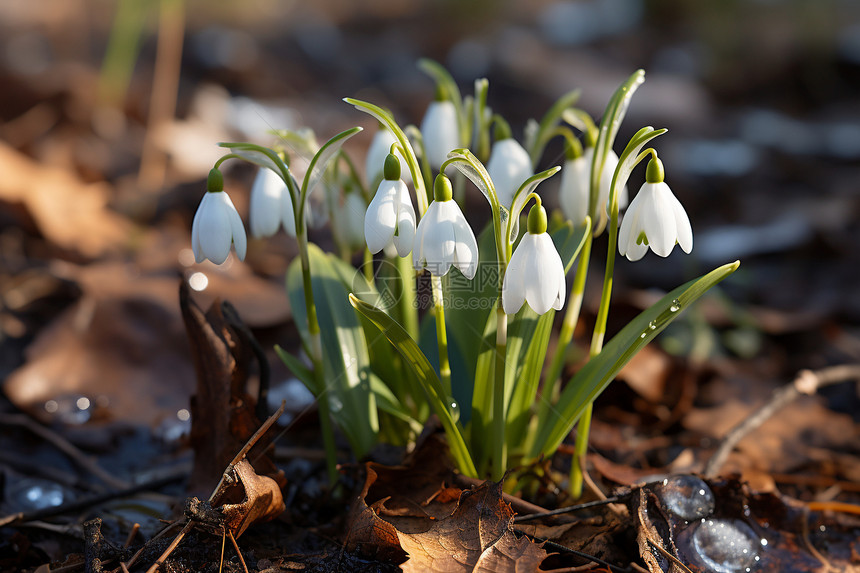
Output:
[523,234,564,315]
[393,185,416,257]
[559,157,589,224]
[668,190,693,253]
[198,192,233,264]
[617,187,644,257]
[420,101,460,170]
[553,260,566,310]
[414,201,454,275]
[221,192,246,261]
[486,139,532,208]
[365,180,400,254]
[191,198,204,263]
[624,240,649,262]
[448,203,479,279]
[250,168,286,238]
[641,182,677,257]
[502,242,527,314]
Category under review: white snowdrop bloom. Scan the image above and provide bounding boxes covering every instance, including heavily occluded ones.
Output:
[364,153,416,257]
[502,203,565,315]
[413,174,478,279]
[333,191,368,251]
[249,166,296,238]
[191,168,247,264]
[420,99,460,171]
[559,147,628,224]
[618,157,693,261]
[486,137,532,207]
[365,126,411,185]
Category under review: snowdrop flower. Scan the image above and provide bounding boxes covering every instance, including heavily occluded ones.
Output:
[365,125,411,185]
[191,168,247,264]
[413,174,478,279]
[249,166,296,238]
[503,201,565,314]
[486,124,532,207]
[364,153,416,257]
[332,189,367,252]
[559,147,628,224]
[420,88,460,171]
[618,156,692,261]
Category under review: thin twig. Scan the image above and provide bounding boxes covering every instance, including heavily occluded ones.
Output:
[122,519,184,570]
[455,475,550,516]
[208,401,286,503]
[123,523,140,548]
[647,539,695,573]
[145,520,194,573]
[0,414,129,490]
[802,506,837,573]
[228,530,249,573]
[514,529,633,573]
[703,365,860,478]
[513,496,625,523]
[0,471,185,528]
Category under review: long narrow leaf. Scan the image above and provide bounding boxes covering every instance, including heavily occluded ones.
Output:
[531,261,740,459]
[349,294,478,478]
[301,126,362,199]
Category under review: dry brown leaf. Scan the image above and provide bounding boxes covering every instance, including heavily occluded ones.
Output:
[214,459,285,539]
[3,262,195,425]
[397,480,547,573]
[0,141,130,257]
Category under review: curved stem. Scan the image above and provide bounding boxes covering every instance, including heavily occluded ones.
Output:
[430,275,452,396]
[396,254,419,341]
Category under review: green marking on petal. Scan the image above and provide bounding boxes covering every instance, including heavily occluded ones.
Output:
[636,231,649,246]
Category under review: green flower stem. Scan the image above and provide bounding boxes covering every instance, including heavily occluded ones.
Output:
[297,227,338,483]
[396,254,419,341]
[569,402,592,498]
[493,303,508,481]
[431,275,452,396]
[363,248,373,283]
[541,231,592,408]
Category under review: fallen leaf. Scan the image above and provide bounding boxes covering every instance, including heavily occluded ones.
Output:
[213,459,285,539]
[0,141,130,258]
[397,481,547,573]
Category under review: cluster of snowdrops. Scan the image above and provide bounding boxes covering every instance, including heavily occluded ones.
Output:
[189,62,738,495]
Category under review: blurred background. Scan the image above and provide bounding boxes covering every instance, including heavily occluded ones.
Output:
[1,0,859,455]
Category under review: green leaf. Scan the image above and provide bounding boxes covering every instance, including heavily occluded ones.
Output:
[274,344,315,393]
[508,166,561,244]
[530,261,740,460]
[369,374,424,436]
[302,126,362,201]
[528,88,582,163]
[287,244,378,458]
[349,294,478,478]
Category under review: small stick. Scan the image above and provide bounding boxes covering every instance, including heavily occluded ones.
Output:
[647,539,694,573]
[513,496,625,523]
[228,530,249,573]
[514,530,633,573]
[455,475,550,516]
[122,519,183,571]
[704,365,860,478]
[123,523,141,548]
[806,501,860,516]
[209,401,286,503]
[0,414,129,490]
[145,520,194,573]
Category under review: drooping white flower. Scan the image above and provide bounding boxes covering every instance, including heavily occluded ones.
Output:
[249,166,296,238]
[559,147,628,224]
[332,190,368,252]
[364,153,416,257]
[365,126,411,185]
[486,137,532,207]
[502,203,565,315]
[420,99,460,171]
[618,157,692,261]
[191,168,247,264]
[413,174,478,279]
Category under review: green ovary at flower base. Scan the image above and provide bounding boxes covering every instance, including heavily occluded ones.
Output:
[364,152,416,257]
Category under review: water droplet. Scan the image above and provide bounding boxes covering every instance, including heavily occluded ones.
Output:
[670,299,681,312]
[447,397,460,423]
[648,320,657,331]
[690,519,760,573]
[329,396,343,413]
[43,394,92,424]
[640,332,647,339]
[658,475,715,521]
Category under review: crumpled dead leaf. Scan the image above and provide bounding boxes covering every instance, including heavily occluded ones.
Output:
[212,459,285,539]
[397,481,547,573]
